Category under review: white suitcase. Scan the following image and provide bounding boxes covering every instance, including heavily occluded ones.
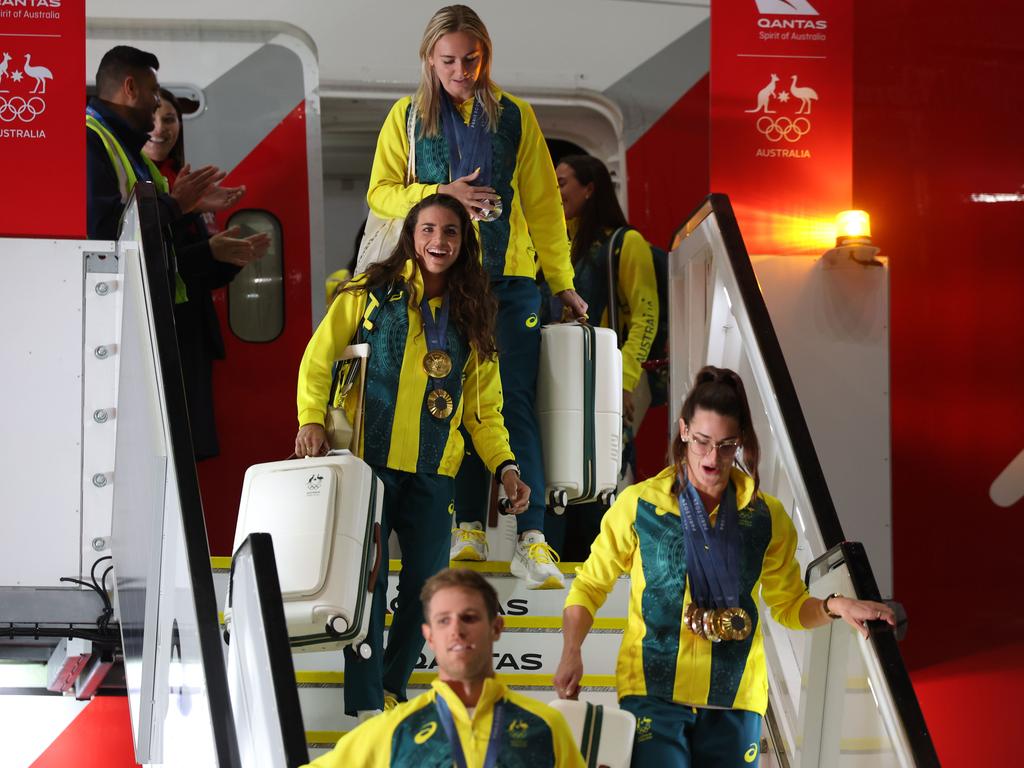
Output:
[548,700,637,768]
[224,450,384,656]
[537,322,623,512]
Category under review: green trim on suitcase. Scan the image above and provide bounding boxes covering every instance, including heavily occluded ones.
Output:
[573,324,597,503]
[289,470,380,649]
[580,702,604,767]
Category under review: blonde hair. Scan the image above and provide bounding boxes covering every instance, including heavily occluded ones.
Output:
[416,4,501,137]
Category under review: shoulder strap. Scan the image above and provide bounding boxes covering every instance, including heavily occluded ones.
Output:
[604,226,630,340]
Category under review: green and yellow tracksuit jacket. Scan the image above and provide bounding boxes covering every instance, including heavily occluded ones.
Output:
[565,466,811,715]
[296,262,514,476]
[567,222,659,392]
[306,678,585,768]
[367,91,575,294]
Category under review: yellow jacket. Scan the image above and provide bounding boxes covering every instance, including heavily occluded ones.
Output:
[565,466,810,715]
[306,678,585,768]
[367,92,575,294]
[567,223,659,391]
[296,262,514,476]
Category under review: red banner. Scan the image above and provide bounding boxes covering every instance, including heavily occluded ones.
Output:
[711,0,852,254]
[0,0,85,238]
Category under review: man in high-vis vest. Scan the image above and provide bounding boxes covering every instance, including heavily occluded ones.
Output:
[86,45,225,241]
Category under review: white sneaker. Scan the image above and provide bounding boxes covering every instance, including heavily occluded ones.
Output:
[357,709,382,723]
[510,531,564,590]
[450,522,488,561]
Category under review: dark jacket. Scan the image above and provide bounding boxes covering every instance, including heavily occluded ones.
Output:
[85,97,182,240]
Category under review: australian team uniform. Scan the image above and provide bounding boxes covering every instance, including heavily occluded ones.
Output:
[565,466,812,766]
[296,262,515,715]
[305,679,584,768]
[368,89,574,537]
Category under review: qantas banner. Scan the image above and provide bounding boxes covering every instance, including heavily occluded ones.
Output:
[0,0,84,238]
[711,0,852,254]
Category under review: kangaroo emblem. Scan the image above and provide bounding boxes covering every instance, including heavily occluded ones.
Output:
[745,74,779,114]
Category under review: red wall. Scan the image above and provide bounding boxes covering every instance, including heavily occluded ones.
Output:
[627,76,711,479]
[853,1,1024,763]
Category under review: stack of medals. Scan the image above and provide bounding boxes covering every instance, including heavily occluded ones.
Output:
[678,470,753,643]
[421,295,454,420]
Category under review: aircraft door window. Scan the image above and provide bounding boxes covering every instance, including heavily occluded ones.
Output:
[226,210,284,342]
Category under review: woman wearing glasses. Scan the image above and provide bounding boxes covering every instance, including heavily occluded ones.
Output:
[553,366,895,767]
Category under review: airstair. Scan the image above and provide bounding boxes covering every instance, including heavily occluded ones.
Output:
[0,186,939,766]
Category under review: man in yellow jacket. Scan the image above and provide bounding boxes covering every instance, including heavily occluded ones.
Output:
[306,568,585,767]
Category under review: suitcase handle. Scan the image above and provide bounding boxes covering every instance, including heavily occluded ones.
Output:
[367,521,383,594]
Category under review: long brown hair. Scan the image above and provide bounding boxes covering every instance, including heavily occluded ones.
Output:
[672,366,761,495]
[349,194,498,358]
[559,155,627,265]
[415,4,501,137]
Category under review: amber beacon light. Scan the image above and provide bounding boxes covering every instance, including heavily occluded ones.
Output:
[823,209,882,265]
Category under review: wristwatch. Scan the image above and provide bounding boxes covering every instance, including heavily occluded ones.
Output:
[496,461,521,480]
[822,592,843,620]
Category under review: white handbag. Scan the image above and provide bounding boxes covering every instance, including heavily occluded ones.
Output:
[324,343,370,452]
[355,101,417,275]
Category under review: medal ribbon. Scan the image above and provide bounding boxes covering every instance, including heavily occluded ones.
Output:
[434,694,505,768]
[440,94,493,186]
[677,470,742,609]
[420,294,451,357]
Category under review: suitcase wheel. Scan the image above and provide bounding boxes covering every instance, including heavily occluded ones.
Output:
[326,615,350,637]
[600,490,616,506]
[549,489,568,514]
[355,642,372,660]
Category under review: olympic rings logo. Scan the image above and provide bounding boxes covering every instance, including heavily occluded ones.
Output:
[0,96,46,123]
[756,116,810,143]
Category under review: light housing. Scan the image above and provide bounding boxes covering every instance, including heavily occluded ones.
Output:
[823,209,881,265]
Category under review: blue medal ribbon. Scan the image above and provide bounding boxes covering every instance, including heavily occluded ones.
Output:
[440,94,493,186]
[434,693,505,768]
[677,471,742,609]
[420,294,451,355]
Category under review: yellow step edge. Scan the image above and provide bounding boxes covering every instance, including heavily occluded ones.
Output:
[211,556,585,575]
[221,614,624,630]
[296,671,617,689]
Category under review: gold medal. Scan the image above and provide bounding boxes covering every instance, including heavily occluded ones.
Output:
[715,607,753,641]
[427,388,454,419]
[702,609,722,643]
[685,603,704,638]
[423,349,453,379]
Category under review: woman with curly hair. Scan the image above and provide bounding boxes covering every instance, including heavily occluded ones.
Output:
[295,193,529,721]
[367,4,587,589]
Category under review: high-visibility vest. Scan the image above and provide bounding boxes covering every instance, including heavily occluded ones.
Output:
[87,111,188,303]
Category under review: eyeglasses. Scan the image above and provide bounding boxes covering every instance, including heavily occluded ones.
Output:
[685,434,740,459]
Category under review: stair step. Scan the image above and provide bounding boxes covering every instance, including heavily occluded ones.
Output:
[211,557,631,622]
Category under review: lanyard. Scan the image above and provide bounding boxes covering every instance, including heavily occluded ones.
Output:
[434,694,505,768]
[677,471,741,609]
[440,95,493,186]
[86,105,153,183]
[420,294,451,354]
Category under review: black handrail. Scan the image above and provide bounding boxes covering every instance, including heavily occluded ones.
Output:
[672,193,845,547]
[806,543,940,767]
[672,193,938,766]
[228,534,310,767]
[128,182,242,767]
